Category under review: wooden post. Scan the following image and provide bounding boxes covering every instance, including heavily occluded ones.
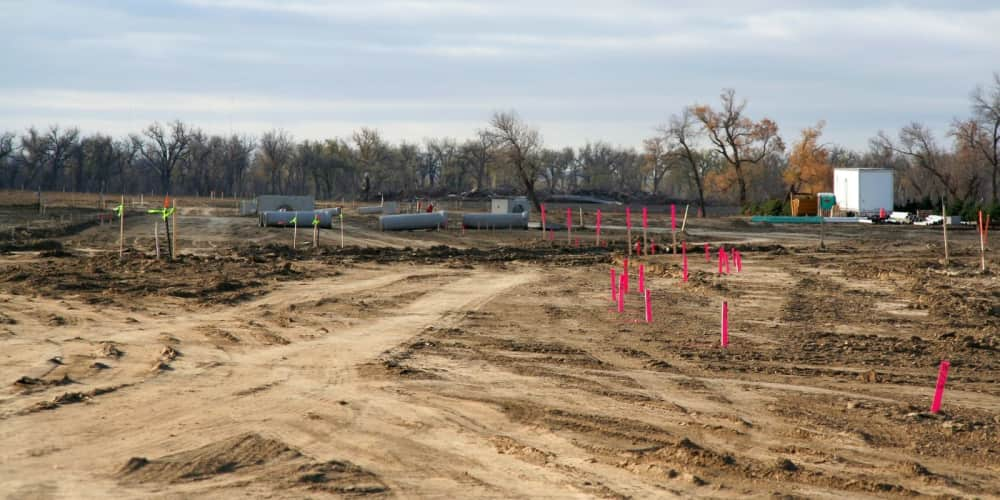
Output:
[292,219,298,250]
[171,199,178,257]
[313,222,319,249]
[627,222,632,258]
[980,210,986,271]
[942,199,948,266]
[118,195,124,259]
[340,213,345,248]
[154,222,160,259]
[681,204,689,232]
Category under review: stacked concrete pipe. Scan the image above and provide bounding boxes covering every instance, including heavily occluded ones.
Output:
[260,207,341,229]
[462,212,528,230]
[378,211,448,231]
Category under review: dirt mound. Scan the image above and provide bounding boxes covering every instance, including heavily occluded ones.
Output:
[118,433,389,495]
[117,433,302,483]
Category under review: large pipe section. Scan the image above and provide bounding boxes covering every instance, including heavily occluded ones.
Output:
[358,206,385,215]
[260,209,340,228]
[462,212,528,229]
[378,211,448,231]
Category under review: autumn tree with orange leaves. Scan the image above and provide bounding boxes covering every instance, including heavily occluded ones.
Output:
[692,89,784,205]
[783,121,832,194]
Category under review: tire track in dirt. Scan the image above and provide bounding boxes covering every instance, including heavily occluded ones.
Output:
[0,265,538,497]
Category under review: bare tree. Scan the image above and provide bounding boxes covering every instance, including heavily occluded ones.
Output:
[661,109,710,216]
[876,123,960,200]
[953,73,1000,203]
[45,126,80,190]
[0,132,15,188]
[462,130,495,193]
[19,127,50,188]
[223,134,255,196]
[137,121,191,194]
[352,127,390,192]
[258,129,293,193]
[486,111,544,210]
[642,136,670,194]
[692,89,784,205]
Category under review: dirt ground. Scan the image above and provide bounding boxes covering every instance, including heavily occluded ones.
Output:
[1,193,998,499]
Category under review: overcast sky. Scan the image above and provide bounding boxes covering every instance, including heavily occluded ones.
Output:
[3,0,998,150]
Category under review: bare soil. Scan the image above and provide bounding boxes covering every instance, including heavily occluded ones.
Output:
[0,195,997,498]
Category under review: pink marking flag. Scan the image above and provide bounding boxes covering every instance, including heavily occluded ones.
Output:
[930,360,950,413]
[682,241,689,282]
[623,262,629,295]
[734,249,742,272]
[617,274,626,313]
[721,301,729,347]
[718,247,725,274]
[650,242,657,254]
[724,248,731,274]
[638,264,645,293]
[541,203,546,226]
[644,289,652,323]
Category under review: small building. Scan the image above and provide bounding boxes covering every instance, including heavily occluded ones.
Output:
[833,168,893,215]
[491,197,531,215]
[240,195,315,216]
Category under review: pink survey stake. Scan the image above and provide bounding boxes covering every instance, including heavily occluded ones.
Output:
[721,301,729,347]
[617,274,626,313]
[930,360,950,413]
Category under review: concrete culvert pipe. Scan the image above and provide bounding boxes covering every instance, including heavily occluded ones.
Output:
[358,206,384,215]
[379,211,448,231]
[261,210,336,229]
[462,212,528,229]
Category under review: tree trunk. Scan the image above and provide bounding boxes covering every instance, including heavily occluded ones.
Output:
[734,162,748,206]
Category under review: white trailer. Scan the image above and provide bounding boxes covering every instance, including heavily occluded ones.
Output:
[833,168,893,215]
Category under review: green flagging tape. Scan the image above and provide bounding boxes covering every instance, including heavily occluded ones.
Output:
[312,215,320,226]
[290,215,298,225]
[114,204,124,217]
[147,207,175,221]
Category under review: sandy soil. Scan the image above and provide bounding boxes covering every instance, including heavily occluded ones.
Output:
[0,197,998,499]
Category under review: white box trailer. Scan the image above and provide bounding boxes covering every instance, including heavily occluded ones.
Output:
[833,168,893,215]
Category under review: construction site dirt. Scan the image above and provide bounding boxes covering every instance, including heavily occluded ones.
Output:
[1,196,997,498]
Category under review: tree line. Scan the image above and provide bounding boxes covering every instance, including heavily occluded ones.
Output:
[1,74,997,215]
